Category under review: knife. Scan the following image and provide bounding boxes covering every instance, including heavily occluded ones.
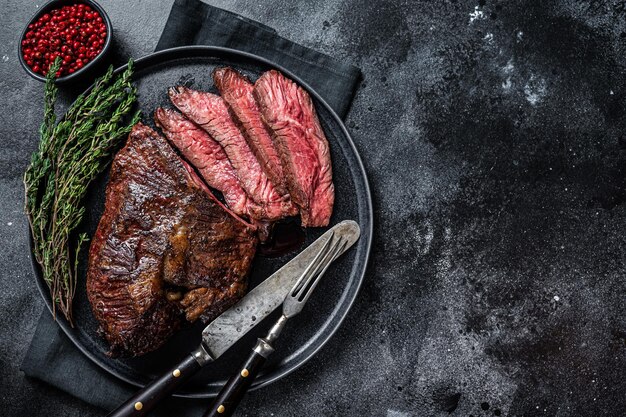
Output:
[107,220,360,417]
[204,232,349,417]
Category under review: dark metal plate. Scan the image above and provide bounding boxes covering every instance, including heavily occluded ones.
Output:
[30,46,372,398]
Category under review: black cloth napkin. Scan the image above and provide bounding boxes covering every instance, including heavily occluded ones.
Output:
[21,1,361,416]
[156,0,361,117]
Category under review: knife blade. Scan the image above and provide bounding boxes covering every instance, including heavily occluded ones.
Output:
[107,220,360,417]
[201,219,360,359]
[204,232,350,417]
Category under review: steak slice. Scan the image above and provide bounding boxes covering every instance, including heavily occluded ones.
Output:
[254,70,335,227]
[213,67,287,195]
[87,123,257,356]
[154,108,251,217]
[168,86,297,222]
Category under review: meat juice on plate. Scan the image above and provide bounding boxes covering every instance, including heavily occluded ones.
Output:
[258,220,306,257]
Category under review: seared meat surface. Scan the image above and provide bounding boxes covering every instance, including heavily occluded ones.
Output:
[87,68,335,356]
[254,70,335,227]
[87,123,257,356]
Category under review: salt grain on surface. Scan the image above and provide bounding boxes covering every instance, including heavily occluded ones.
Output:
[524,75,548,106]
[469,6,485,23]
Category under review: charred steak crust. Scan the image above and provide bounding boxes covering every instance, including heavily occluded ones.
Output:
[87,123,257,357]
[254,70,335,227]
[213,67,288,195]
[168,86,297,222]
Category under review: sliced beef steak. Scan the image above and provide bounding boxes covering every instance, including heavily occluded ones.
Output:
[213,67,287,195]
[87,123,257,356]
[168,86,297,222]
[155,108,250,217]
[254,70,335,227]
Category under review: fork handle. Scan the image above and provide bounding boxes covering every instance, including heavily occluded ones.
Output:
[203,338,274,417]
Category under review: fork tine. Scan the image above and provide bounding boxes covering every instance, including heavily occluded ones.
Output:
[294,238,348,303]
[292,235,340,300]
[289,231,335,297]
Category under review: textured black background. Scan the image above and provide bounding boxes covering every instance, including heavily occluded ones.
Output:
[2,1,626,416]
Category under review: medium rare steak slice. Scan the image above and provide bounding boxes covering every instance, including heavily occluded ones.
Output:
[168,86,297,222]
[213,67,287,195]
[254,70,335,227]
[155,108,251,217]
[87,123,257,356]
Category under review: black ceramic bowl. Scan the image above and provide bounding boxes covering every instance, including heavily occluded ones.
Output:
[18,0,112,84]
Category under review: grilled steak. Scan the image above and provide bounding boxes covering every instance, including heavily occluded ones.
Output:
[154,108,251,217]
[213,67,287,195]
[168,86,297,222]
[254,70,335,227]
[87,123,257,357]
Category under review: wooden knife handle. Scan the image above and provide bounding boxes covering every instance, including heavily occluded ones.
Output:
[107,347,210,417]
[203,338,274,417]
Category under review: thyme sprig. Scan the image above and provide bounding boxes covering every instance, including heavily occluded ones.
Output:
[24,58,140,325]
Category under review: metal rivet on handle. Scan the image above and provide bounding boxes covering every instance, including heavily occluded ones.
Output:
[173,369,181,377]
[134,402,143,411]
[217,405,225,414]
[241,369,249,378]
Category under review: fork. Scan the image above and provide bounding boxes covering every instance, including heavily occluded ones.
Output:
[203,232,348,417]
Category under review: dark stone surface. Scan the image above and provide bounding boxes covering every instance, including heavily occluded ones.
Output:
[2,1,625,416]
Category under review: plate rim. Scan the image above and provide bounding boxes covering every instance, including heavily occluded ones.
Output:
[30,45,373,398]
